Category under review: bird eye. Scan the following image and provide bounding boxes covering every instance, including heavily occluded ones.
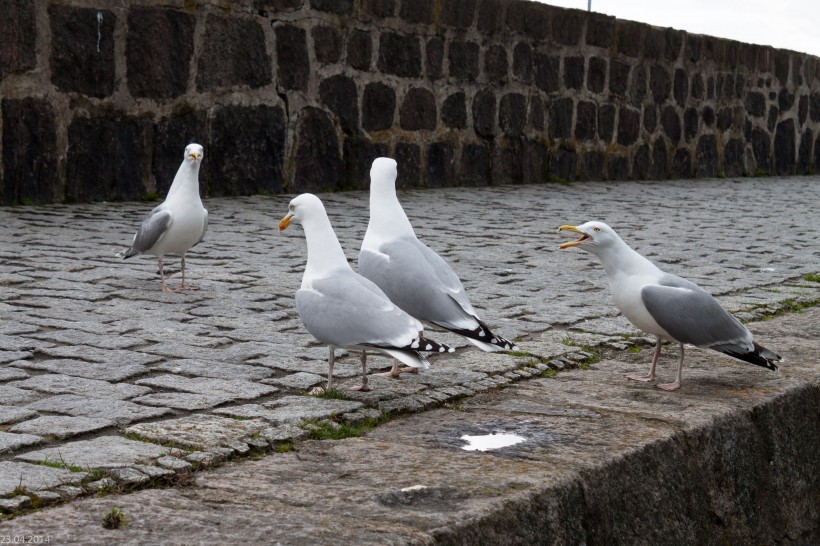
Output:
[593,227,601,232]
[289,204,294,211]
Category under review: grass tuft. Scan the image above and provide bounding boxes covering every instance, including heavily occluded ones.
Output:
[101,506,130,529]
[302,415,390,441]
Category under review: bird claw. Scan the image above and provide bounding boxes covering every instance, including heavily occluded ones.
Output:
[626,374,656,383]
[349,384,373,392]
[174,284,200,292]
[656,381,681,392]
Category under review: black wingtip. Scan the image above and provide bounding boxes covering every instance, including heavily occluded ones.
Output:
[724,342,781,371]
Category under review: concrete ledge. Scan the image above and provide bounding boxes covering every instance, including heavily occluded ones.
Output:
[1,308,817,544]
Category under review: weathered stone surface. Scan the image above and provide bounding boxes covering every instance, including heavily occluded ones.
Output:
[214,396,363,425]
[49,6,115,97]
[275,24,309,91]
[673,68,688,106]
[365,0,393,18]
[660,106,682,144]
[377,32,420,77]
[0,462,86,496]
[587,57,606,93]
[312,25,342,65]
[310,0,352,15]
[608,155,629,180]
[135,374,277,400]
[684,107,699,143]
[671,148,692,178]
[797,129,813,174]
[643,104,657,133]
[425,142,455,187]
[552,10,582,46]
[399,88,437,131]
[130,393,233,411]
[127,8,194,99]
[617,20,643,57]
[630,64,647,106]
[563,56,585,90]
[441,92,467,129]
[534,54,560,93]
[724,138,747,176]
[347,29,372,70]
[476,0,503,33]
[449,41,480,82]
[0,405,37,425]
[26,394,172,425]
[0,0,36,78]
[650,63,671,103]
[609,60,629,95]
[579,151,605,181]
[10,416,112,440]
[1,98,59,205]
[551,147,577,181]
[362,82,395,131]
[394,143,420,187]
[751,127,772,173]
[485,44,508,83]
[125,414,268,451]
[292,107,341,192]
[774,119,796,175]
[549,98,573,139]
[632,144,650,179]
[0,431,42,454]
[586,13,615,48]
[155,360,272,381]
[460,144,491,187]
[506,2,550,42]
[472,89,496,138]
[15,436,172,469]
[512,43,532,83]
[574,101,596,141]
[695,135,718,177]
[9,374,150,400]
[617,107,640,146]
[425,36,444,80]
[441,0,476,28]
[13,359,148,382]
[320,74,359,133]
[598,104,616,142]
[498,93,527,137]
[267,372,324,390]
[746,91,767,117]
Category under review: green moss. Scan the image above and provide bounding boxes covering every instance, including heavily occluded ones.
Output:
[803,273,820,283]
[629,345,643,354]
[274,442,293,453]
[302,415,390,441]
[308,388,352,401]
[101,507,130,529]
[508,350,530,357]
[541,369,558,378]
[142,192,161,202]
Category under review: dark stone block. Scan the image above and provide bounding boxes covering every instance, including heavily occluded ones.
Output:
[442,0,477,29]
[513,42,533,83]
[723,138,746,177]
[66,114,148,202]
[685,34,700,62]
[609,60,630,95]
[633,144,650,179]
[394,142,420,188]
[650,138,669,179]
[320,75,359,133]
[717,107,734,131]
[196,15,269,92]
[608,155,629,181]
[378,32,421,77]
[797,129,813,174]
[809,92,820,122]
[499,93,527,137]
[774,119,795,175]
[529,95,545,131]
[579,151,605,180]
[684,107,698,143]
[673,69,688,107]
[617,107,640,146]
[472,89,496,138]
[586,14,615,48]
[549,98,574,139]
[777,88,795,112]
[460,143,491,186]
[485,45,508,83]
[745,91,766,117]
[522,139,550,184]
[617,21,643,58]
[442,92,467,128]
[366,0,395,18]
[534,54,560,93]
[552,11,582,46]
[310,0,352,15]
[506,3,549,42]
[49,6,116,98]
[348,30,372,70]
[563,56,585,90]
[493,142,523,186]
[816,134,820,174]
[630,64,647,106]
[798,95,808,126]
[750,127,771,174]
[767,105,778,132]
[707,76,715,100]
[426,141,456,187]
[643,27,664,60]
[362,82,396,131]
[0,0,36,78]
[598,104,616,142]
[2,98,58,205]
[774,51,789,83]
[400,0,433,24]
[664,28,682,62]
[695,135,718,177]
[587,57,606,93]
[342,137,389,190]
[211,105,286,196]
[293,107,341,193]
[702,106,715,127]
[650,64,670,103]
[399,88,437,131]
[449,41,480,81]
[313,25,343,65]
[152,110,208,196]
[691,73,704,100]
[477,0,505,34]
[671,148,691,178]
[575,101,597,141]
[643,105,657,134]
[661,106,681,144]
[426,37,444,80]
[255,0,303,11]
[551,147,577,181]
[792,56,803,86]
[275,25,309,91]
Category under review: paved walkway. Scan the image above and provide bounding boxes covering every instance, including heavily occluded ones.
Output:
[1,177,819,530]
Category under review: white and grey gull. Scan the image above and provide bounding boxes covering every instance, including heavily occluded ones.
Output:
[358,158,518,377]
[279,193,454,392]
[117,143,208,292]
[558,221,781,391]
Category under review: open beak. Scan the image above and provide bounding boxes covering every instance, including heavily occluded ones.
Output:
[279,213,293,231]
[558,225,590,249]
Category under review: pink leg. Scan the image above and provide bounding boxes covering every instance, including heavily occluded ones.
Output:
[657,343,684,391]
[349,351,373,392]
[174,255,200,291]
[158,258,173,292]
[627,336,661,382]
[376,358,418,378]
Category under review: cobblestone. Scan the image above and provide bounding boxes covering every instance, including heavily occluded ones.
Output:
[0,177,818,516]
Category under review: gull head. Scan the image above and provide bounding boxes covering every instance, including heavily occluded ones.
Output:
[558,221,618,252]
[185,143,204,162]
[279,193,324,231]
[370,157,398,188]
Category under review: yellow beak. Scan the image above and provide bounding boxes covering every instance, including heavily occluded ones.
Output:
[558,225,587,249]
[187,151,201,161]
[279,213,293,231]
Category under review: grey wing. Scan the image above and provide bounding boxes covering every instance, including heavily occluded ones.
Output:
[641,274,753,352]
[295,271,420,348]
[131,206,172,253]
[359,238,478,330]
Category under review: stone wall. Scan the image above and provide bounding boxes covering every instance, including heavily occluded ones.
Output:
[1,0,819,205]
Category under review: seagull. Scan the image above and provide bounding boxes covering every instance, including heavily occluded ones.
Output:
[279,193,454,392]
[558,221,781,391]
[359,158,518,377]
[117,143,208,292]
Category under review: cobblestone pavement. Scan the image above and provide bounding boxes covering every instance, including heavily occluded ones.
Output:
[1,176,818,516]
